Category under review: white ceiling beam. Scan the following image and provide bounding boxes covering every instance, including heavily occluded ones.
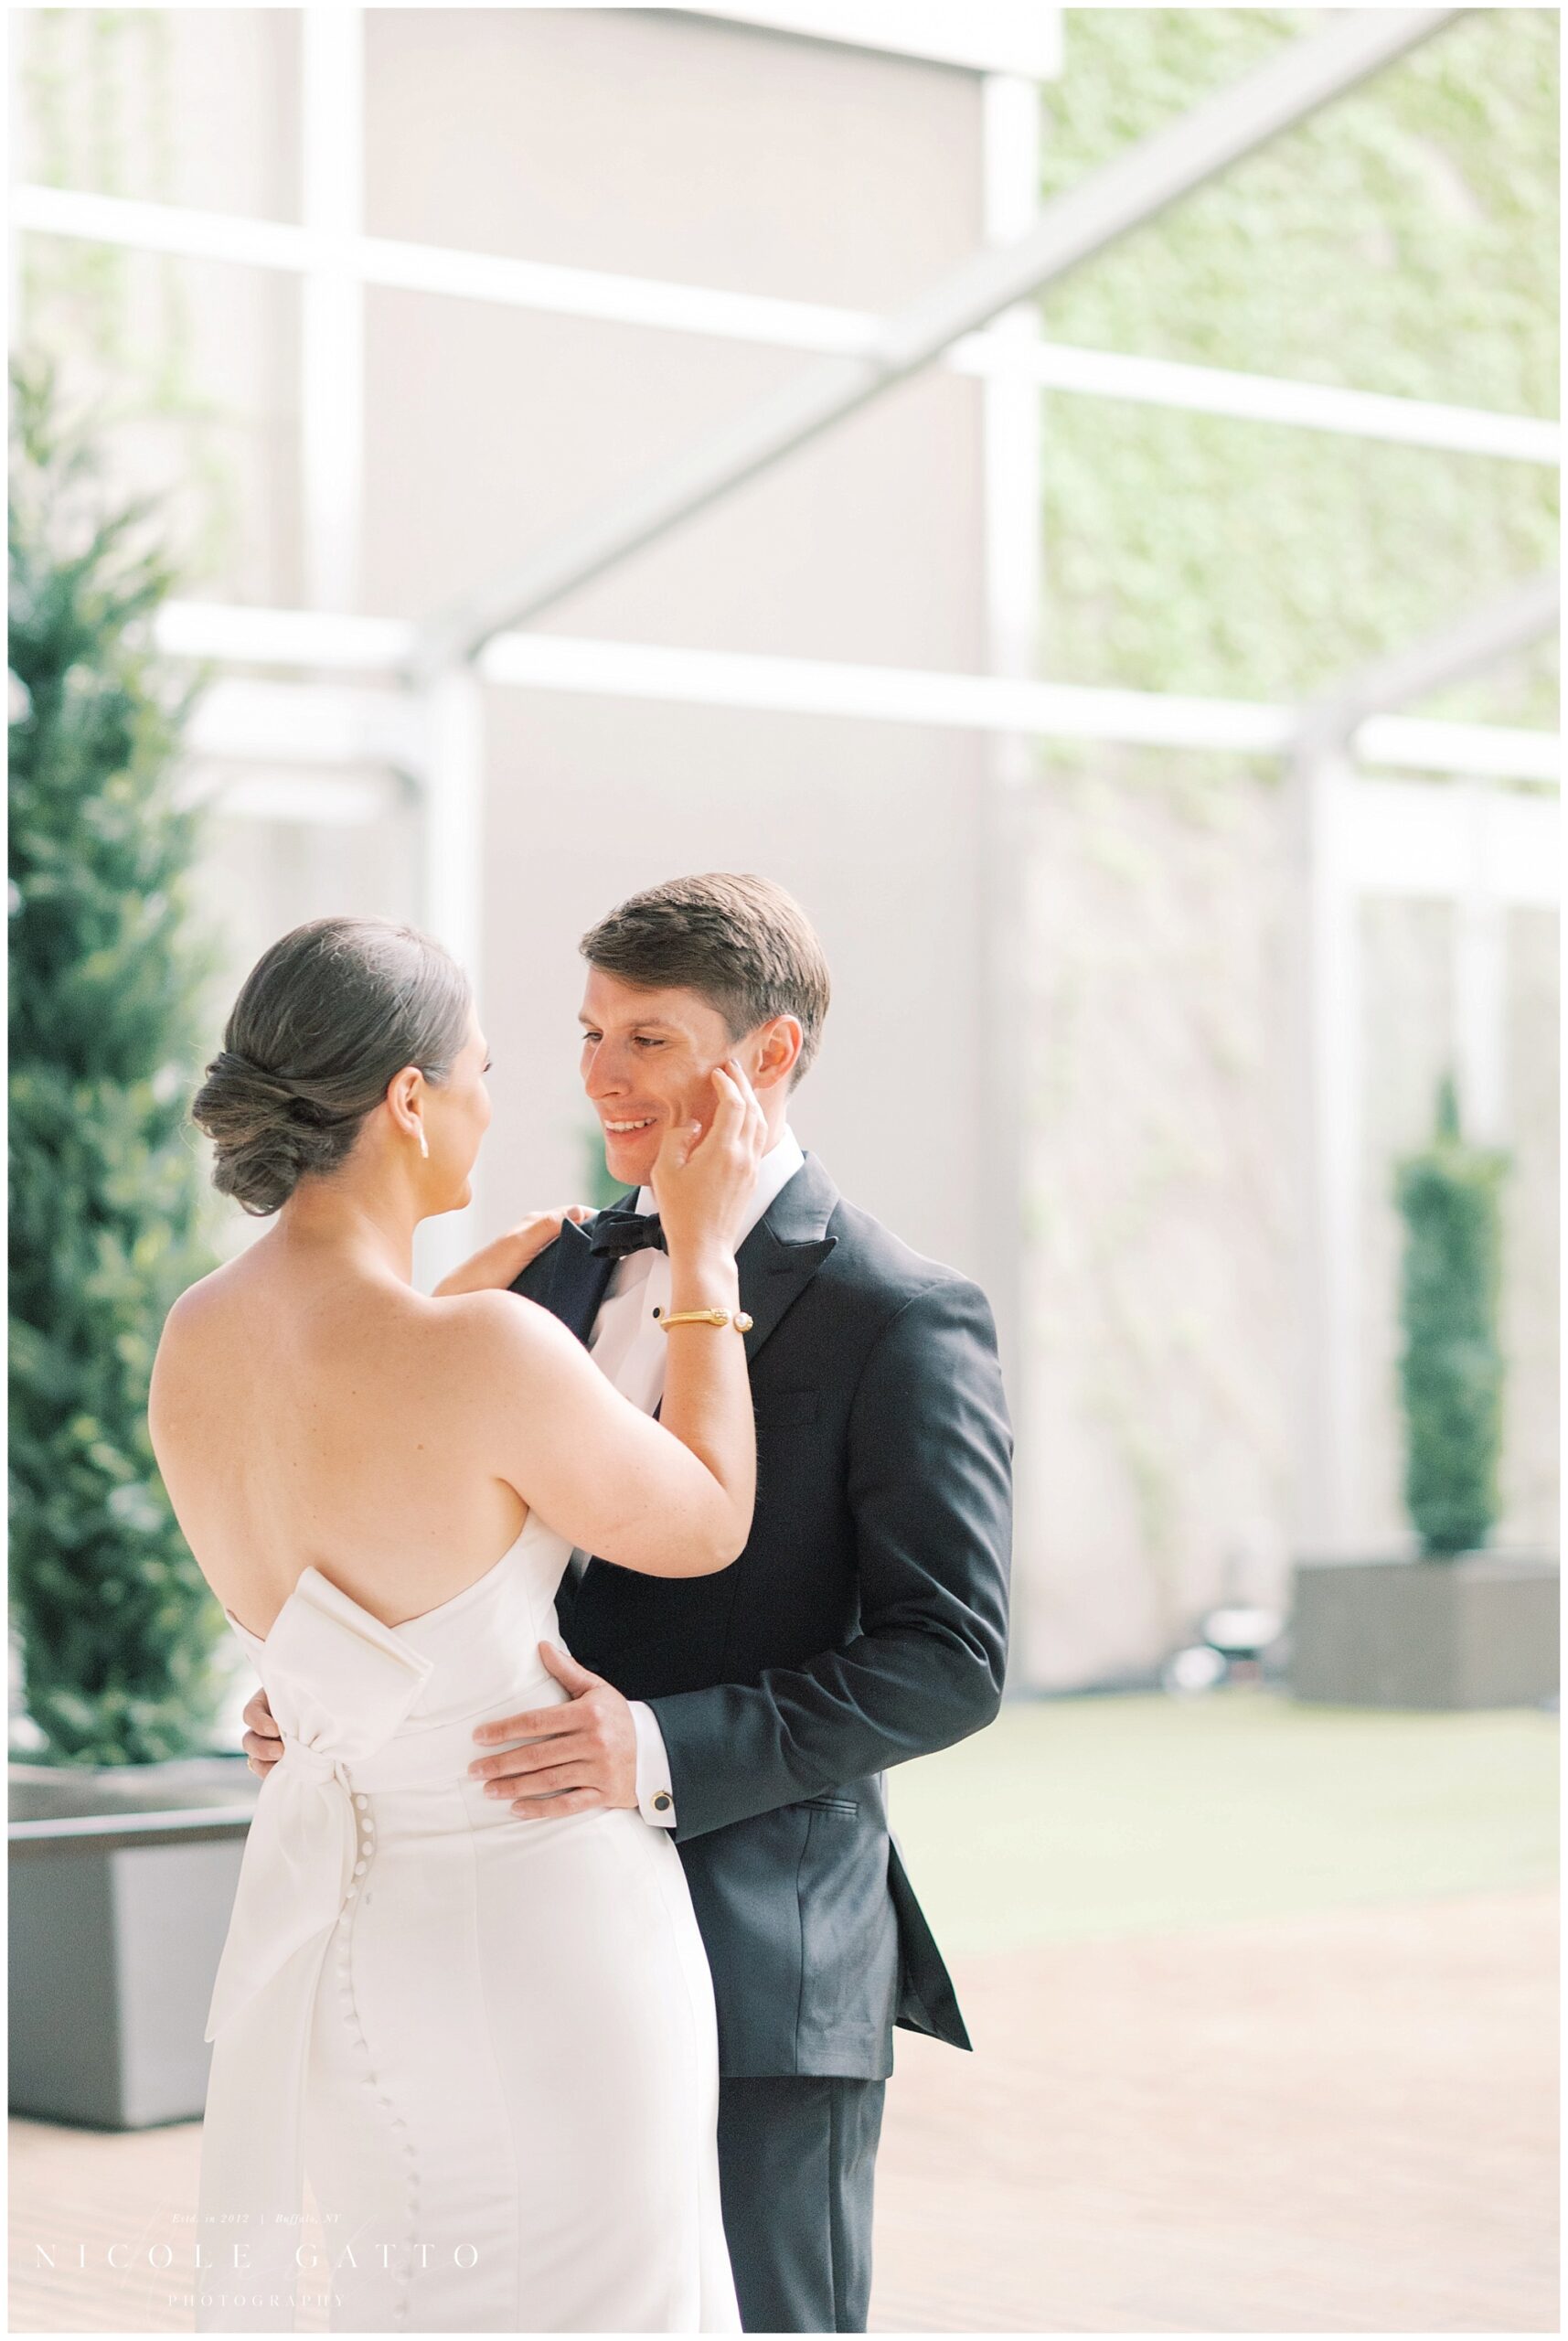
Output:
[156,600,409,670]
[475,628,1559,784]
[411,8,1464,670]
[1353,713,1557,786]
[155,601,1558,786]
[949,337,1558,465]
[9,182,880,348]
[1348,775,1558,906]
[16,181,1554,468]
[677,3,1062,80]
[1298,571,1561,748]
[177,712,1560,914]
[185,677,423,765]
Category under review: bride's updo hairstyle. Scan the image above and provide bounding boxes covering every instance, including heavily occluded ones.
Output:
[192,915,471,1217]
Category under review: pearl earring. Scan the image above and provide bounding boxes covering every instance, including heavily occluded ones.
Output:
[416,1127,429,1160]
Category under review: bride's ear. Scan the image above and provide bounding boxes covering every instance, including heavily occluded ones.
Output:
[385,1064,424,1137]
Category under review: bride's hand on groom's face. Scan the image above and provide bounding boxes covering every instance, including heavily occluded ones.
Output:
[648,1056,768,1255]
[432,1206,593,1298]
[467,1641,638,1817]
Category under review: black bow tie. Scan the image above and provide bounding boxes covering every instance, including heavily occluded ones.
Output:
[587,1205,667,1259]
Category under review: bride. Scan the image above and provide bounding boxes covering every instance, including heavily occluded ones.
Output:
[148,914,763,2334]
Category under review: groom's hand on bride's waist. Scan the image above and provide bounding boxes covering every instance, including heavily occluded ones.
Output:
[242,1655,639,1813]
[242,1686,283,1777]
[468,1642,638,1817]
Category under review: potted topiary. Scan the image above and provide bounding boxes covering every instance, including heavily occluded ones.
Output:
[1289,1072,1558,1708]
[8,355,259,2128]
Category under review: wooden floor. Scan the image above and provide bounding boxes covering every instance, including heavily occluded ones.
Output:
[870,1887,1558,2334]
[10,1886,1557,2334]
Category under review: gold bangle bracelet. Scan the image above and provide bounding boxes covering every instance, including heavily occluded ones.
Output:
[652,1306,754,1332]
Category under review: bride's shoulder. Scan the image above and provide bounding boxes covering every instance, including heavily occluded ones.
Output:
[149,1256,269,1437]
[153,1254,251,1368]
[427,1288,579,1366]
[428,1292,593,1438]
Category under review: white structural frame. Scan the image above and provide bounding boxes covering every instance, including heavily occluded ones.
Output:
[166,603,1560,787]
[15,179,1555,469]
[679,0,1064,80]
[299,6,364,621]
[11,5,1561,1545]
[409,7,1470,668]
[976,66,1046,1678]
[1287,572,1561,1555]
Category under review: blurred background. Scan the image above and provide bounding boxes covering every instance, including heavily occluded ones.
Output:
[7,5,1560,2333]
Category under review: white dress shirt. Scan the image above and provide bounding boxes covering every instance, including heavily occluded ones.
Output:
[580,1123,805,1828]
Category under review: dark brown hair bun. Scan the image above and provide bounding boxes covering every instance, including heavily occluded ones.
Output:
[192,916,470,1216]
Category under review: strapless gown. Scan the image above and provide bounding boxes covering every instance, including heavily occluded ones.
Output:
[194,1512,740,2334]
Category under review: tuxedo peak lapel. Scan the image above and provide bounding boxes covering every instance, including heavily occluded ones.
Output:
[736,1151,838,1365]
[540,1206,624,1346]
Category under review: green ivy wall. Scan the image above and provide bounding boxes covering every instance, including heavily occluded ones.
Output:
[1019,11,1558,1689]
[1034,7,1557,730]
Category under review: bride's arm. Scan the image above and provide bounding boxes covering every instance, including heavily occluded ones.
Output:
[432,1206,592,1297]
[463,1061,766,1580]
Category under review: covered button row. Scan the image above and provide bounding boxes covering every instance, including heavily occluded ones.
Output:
[335,1793,418,2309]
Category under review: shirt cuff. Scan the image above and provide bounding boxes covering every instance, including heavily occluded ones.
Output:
[629,1700,677,1828]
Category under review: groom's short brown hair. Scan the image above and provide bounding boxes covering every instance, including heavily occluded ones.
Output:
[580,873,831,1086]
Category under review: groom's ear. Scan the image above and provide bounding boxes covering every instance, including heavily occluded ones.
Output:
[749,1015,803,1091]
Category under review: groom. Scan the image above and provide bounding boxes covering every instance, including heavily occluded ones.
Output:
[248,871,1011,2333]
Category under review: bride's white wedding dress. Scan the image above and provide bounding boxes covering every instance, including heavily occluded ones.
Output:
[195,1511,740,2335]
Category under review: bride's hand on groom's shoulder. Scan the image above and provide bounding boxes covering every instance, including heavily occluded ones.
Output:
[432,1207,593,1299]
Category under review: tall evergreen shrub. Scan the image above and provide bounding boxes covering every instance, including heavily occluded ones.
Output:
[1392,1072,1511,1558]
[8,357,224,1763]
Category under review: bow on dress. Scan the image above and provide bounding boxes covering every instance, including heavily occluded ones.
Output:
[196,1569,435,2334]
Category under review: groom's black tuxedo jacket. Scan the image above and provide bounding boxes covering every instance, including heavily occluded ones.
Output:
[509,1150,1012,2080]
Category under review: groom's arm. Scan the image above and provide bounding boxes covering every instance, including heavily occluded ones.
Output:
[645,1273,1012,1843]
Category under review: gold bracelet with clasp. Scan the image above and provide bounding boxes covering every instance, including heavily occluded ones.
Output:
[652,1306,754,1332]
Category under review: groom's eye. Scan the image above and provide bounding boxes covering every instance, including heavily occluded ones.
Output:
[634,1037,665,1050]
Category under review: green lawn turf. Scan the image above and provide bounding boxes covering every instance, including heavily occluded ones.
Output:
[885,1686,1560,1957]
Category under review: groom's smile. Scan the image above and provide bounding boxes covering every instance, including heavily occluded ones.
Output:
[579,965,762,1189]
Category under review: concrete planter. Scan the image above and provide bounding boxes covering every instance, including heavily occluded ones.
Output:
[8,1756,260,2129]
[1288,1553,1560,1710]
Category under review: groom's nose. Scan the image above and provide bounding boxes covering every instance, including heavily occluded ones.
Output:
[583,1041,637,1098]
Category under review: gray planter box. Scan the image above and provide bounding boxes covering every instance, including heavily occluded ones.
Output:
[8,1757,259,2130]
[1288,1552,1560,1709]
